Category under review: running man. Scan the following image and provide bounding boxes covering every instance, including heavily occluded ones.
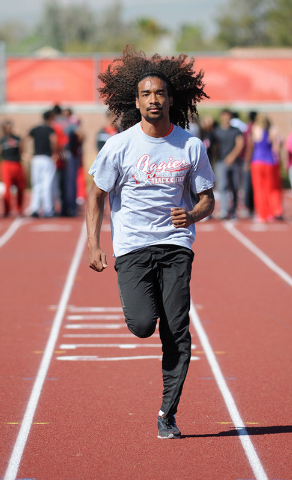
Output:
[86,46,215,439]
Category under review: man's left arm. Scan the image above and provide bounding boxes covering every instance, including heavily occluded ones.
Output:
[171,188,215,228]
[224,133,244,166]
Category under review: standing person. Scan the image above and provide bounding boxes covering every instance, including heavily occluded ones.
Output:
[27,110,57,218]
[250,114,283,222]
[96,112,120,152]
[0,120,25,217]
[62,108,84,216]
[284,122,292,194]
[54,106,84,217]
[52,106,69,216]
[86,46,215,439]
[200,115,216,169]
[213,109,244,219]
[243,111,257,217]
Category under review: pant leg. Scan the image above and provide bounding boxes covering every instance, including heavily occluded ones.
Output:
[65,152,78,216]
[15,163,25,213]
[251,163,269,220]
[288,165,292,191]
[155,246,194,417]
[2,161,13,215]
[30,156,43,214]
[114,248,160,339]
[243,169,254,213]
[268,164,283,217]
[41,156,56,216]
[215,161,228,217]
[227,161,240,216]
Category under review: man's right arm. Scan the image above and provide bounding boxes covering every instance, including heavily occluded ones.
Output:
[86,182,108,272]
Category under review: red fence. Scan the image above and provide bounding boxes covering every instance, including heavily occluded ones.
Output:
[4,55,292,105]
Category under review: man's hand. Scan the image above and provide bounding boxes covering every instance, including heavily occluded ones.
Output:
[224,153,235,166]
[171,208,193,228]
[171,189,215,227]
[88,245,108,272]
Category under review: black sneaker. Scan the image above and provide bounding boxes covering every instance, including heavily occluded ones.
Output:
[157,415,181,439]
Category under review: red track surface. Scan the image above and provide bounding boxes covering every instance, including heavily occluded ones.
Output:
[1,193,292,480]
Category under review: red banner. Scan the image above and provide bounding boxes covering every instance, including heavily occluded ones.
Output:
[197,57,292,103]
[5,56,292,104]
[7,58,96,103]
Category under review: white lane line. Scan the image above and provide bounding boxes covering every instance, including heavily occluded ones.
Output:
[59,343,197,350]
[66,314,124,320]
[30,224,73,232]
[63,333,160,338]
[4,222,87,480]
[65,323,127,329]
[0,218,30,248]
[190,302,268,480]
[57,355,200,362]
[101,224,111,231]
[196,224,216,232]
[67,306,123,313]
[223,221,292,288]
[249,224,288,232]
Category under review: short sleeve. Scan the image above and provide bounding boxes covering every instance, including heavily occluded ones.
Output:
[189,140,216,194]
[88,141,120,193]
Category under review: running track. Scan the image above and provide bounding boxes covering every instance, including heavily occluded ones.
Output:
[1,193,292,480]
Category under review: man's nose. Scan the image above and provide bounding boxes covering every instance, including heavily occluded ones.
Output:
[149,93,158,103]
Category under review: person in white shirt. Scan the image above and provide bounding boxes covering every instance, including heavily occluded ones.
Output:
[86,45,215,439]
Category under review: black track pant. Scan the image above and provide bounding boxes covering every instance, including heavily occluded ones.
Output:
[114,244,194,417]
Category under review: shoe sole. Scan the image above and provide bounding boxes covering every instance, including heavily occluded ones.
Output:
[157,433,181,439]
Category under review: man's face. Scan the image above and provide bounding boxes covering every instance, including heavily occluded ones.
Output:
[220,111,231,128]
[4,121,13,135]
[136,76,173,123]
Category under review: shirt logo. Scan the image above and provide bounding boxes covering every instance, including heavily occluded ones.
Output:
[132,154,190,185]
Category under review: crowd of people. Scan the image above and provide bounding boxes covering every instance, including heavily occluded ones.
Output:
[1,106,292,221]
[0,105,86,218]
[193,109,291,222]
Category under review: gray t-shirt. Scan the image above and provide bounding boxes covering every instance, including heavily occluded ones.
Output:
[213,125,242,161]
[89,122,215,257]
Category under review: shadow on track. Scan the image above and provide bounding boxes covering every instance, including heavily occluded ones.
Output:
[181,425,292,438]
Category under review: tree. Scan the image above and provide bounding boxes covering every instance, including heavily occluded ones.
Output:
[36,1,65,51]
[268,0,292,46]
[176,24,215,52]
[215,0,273,48]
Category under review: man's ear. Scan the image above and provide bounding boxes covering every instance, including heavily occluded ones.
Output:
[135,97,140,109]
[169,96,173,107]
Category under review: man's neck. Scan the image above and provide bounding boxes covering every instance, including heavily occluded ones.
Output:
[140,117,172,138]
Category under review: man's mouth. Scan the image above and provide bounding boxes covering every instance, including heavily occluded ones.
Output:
[147,106,162,111]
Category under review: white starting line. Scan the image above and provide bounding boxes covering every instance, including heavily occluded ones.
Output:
[66,314,125,320]
[67,306,123,312]
[65,323,128,329]
[63,333,160,338]
[57,355,201,362]
[59,343,197,350]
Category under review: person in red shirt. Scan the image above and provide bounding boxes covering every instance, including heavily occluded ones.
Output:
[0,120,25,217]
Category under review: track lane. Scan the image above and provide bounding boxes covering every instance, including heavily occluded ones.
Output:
[4,225,267,479]
[192,220,292,480]
[0,218,85,478]
[1,215,291,479]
